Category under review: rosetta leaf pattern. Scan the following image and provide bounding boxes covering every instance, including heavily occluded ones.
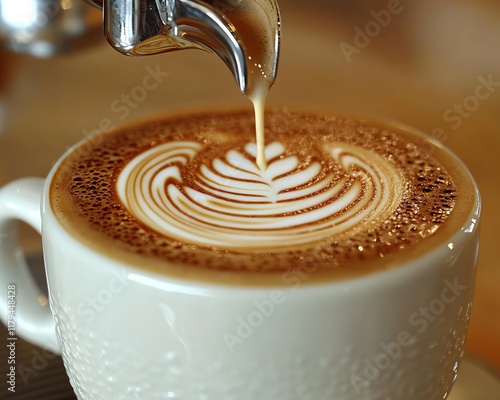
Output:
[117,140,402,250]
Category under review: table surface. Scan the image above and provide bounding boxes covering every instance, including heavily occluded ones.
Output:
[0,0,498,390]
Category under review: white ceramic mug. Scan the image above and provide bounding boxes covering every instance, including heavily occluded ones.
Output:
[0,122,480,400]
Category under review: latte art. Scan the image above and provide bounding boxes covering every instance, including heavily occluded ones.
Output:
[117,140,403,250]
[50,109,469,279]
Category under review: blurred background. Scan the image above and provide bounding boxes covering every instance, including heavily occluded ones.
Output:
[0,0,499,398]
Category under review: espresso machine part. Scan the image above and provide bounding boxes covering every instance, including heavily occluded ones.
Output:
[87,0,281,95]
[0,0,281,95]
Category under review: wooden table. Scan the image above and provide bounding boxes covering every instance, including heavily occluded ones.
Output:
[0,0,498,379]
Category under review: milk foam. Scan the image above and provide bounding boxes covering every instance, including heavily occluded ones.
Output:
[116,138,403,250]
[51,109,463,275]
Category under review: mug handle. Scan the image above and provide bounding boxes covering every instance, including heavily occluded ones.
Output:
[0,178,60,354]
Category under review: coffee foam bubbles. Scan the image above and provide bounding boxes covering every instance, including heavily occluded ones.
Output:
[51,109,465,276]
[117,140,403,250]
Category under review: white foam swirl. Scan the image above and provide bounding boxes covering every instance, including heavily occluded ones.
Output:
[116,141,403,250]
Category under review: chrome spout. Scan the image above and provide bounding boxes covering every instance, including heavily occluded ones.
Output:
[0,0,281,95]
[93,0,281,95]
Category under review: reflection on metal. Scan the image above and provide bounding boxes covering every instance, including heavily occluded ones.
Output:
[0,0,281,95]
[0,0,102,57]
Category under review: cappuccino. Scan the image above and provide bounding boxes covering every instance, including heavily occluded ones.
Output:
[50,109,474,284]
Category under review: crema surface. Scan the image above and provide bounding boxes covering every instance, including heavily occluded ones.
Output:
[51,109,472,281]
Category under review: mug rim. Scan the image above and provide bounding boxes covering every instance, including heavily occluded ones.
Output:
[42,107,482,289]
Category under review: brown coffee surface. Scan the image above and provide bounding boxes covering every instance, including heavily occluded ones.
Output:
[50,109,475,284]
